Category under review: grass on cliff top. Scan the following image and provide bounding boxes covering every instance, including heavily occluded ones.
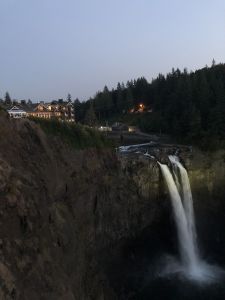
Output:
[31,118,113,149]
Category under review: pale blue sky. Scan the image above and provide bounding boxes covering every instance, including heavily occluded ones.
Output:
[0,0,225,101]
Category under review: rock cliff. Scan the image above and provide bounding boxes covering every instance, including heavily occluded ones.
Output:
[0,115,165,300]
[0,113,225,299]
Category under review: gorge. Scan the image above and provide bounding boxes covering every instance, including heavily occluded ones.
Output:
[0,112,225,299]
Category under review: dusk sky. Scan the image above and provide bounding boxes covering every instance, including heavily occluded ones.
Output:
[1,0,225,102]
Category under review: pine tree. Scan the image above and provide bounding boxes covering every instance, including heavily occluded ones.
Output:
[210,78,225,138]
[125,87,134,111]
[74,98,81,122]
[67,93,72,102]
[188,106,202,142]
[84,102,98,127]
[116,85,125,113]
[102,86,113,116]
[4,92,12,106]
[195,71,210,130]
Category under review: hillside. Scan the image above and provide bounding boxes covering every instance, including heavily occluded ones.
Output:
[77,63,225,149]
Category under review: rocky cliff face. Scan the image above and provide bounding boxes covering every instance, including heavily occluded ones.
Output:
[106,150,225,299]
[0,114,225,300]
[0,115,166,300]
[184,150,225,265]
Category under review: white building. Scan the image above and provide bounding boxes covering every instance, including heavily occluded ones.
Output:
[7,106,27,118]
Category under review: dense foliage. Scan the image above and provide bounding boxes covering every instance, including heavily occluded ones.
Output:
[31,118,112,149]
[76,63,225,148]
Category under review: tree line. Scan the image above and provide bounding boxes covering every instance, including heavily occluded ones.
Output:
[75,62,225,148]
[2,61,225,148]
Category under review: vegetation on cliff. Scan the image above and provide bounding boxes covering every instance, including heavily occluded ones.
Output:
[31,118,112,149]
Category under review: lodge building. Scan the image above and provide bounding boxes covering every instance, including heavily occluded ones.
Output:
[6,100,75,122]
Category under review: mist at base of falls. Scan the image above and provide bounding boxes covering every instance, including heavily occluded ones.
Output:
[104,216,225,300]
[157,254,224,284]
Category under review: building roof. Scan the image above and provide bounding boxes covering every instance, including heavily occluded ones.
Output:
[7,105,26,113]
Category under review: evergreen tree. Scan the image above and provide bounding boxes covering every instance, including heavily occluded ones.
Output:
[195,71,210,130]
[125,87,134,111]
[74,98,81,122]
[4,92,12,106]
[188,106,202,141]
[67,93,72,102]
[94,92,106,120]
[84,102,98,127]
[116,84,125,112]
[103,86,113,116]
[210,78,225,138]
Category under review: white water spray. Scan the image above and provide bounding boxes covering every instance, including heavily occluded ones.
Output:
[158,156,224,282]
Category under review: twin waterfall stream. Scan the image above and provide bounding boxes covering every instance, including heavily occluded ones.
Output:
[158,155,223,283]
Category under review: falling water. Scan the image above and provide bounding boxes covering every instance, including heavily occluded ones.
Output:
[169,155,198,260]
[158,161,198,270]
[158,156,224,282]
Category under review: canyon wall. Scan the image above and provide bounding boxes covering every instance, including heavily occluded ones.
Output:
[0,115,164,300]
[0,113,225,299]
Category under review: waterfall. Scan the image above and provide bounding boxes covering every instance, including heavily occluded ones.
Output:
[158,160,198,270]
[158,156,223,282]
[169,155,198,259]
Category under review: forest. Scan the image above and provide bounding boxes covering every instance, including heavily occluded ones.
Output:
[76,62,225,149]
